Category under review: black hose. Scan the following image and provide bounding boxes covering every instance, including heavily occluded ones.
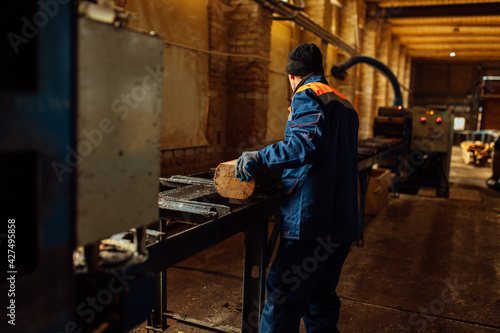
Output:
[331,55,403,106]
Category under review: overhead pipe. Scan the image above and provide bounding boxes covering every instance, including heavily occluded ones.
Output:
[331,55,403,106]
[272,10,299,21]
[254,0,357,56]
[279,0,305,11]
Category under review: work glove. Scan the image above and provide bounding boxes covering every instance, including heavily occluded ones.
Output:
[235,151,261,182]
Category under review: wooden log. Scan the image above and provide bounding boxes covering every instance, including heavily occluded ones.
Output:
[213,159,282,199]
[214,160,256,199]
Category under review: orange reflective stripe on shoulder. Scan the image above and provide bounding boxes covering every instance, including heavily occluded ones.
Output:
[294,81,355,110]
[296,82,348,100]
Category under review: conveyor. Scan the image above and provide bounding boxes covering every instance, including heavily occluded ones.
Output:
[143,173,280,333]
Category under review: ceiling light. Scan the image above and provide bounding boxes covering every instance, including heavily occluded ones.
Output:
[450,52,456,57]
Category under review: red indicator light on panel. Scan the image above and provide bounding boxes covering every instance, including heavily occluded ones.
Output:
[420,116,427,123]
[436,117,443,124]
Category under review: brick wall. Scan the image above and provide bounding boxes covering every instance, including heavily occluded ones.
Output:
[387,37,401,104]
[161,0,272,177]
[303,0,330,49]
[375,23,392,109]
[304,0,332,75]
[161,146,225,176]
[161,0,229,177]
[358,10,377,139]
[225,1,272,158]
[337,0,359,103]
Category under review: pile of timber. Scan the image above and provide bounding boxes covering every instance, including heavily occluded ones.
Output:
[460,140,493,166]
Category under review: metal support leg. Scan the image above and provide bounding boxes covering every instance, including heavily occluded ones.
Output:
[391,149,405,198]
[147,220,168,332]
[84,241,100,272]
[147,270,167,332]
[135,226,147,255]
[242,221,268,333]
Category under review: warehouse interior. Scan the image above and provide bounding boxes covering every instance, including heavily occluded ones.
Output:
[1,0,500,332]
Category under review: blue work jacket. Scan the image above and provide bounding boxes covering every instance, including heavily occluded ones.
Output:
[258,75,360,241]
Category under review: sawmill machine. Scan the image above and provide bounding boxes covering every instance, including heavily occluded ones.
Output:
[331,56,454,196]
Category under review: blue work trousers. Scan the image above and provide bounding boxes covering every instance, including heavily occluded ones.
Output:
[259,237,351,333]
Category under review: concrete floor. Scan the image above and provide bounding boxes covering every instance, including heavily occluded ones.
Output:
[132,146,500,333]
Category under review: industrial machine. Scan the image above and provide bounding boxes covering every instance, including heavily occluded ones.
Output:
[331,55,455,196]
[411,105,454,153]
[357,105,409,174]
[1,5,165,330]
[375,106,409,139]
[403,105,454,195]
[72,16,165,332]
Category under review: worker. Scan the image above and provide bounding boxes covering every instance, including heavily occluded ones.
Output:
[486,135,500,191]
[235,43,360,332]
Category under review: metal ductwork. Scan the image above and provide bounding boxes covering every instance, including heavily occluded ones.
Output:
[331,55,403,106]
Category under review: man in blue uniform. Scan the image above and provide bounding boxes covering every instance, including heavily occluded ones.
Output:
[235,43,360,333]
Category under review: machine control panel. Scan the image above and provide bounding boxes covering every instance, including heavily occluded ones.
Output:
[411,106,453,152]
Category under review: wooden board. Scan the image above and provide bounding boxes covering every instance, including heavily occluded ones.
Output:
[214,159,257,200]
[449,188,483,202]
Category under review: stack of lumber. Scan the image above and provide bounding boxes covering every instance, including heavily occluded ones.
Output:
[460,140,493,166]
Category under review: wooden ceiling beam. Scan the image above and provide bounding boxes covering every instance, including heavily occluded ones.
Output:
[390,15,500,26]
[408,43,500,50]
[399,35,500,43]
[378,2,500,13]
[392,25,500,35]
[369,0,500,8]
[364,1,500,61]
[385,3,500,17]
[408,49,500,57]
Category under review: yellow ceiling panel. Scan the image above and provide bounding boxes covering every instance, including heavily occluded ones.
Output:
[408,49,500,59]
[408,43,500,50]
[390,15,500,26]
[368,0,500,7]
[392,25,500,35]
[399,35,500,44]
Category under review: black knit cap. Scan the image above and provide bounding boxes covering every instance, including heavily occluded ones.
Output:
[285,43,324,76]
